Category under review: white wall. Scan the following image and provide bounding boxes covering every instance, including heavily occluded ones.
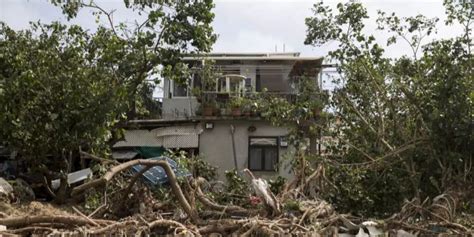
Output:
[162,97,199,119]
[199,120,293,181]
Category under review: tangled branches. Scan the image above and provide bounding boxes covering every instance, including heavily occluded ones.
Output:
[0,159,472,236]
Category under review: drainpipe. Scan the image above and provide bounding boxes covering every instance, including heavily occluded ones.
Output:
[230,125,239,170]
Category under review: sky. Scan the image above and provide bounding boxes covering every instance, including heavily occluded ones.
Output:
[0,0,465,92]
[0,0,463,56]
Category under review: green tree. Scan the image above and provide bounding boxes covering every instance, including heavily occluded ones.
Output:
[305,0,472,216]
[254,76,328,191]
[0,0,216,202]
[51,0,217,118]
[0,22,128,201]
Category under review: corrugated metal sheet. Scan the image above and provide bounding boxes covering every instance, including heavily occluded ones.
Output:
[114,125,202,148]
[131,157,191,186]
[156,126,201,148]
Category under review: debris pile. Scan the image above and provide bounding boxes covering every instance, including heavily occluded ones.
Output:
[0,159,472,236]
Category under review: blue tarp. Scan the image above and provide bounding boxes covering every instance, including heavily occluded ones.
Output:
[131,156,191,186]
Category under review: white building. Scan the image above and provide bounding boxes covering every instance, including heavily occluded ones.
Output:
[114,52,324,180]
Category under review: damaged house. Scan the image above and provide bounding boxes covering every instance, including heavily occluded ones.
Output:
[113,52,324,180]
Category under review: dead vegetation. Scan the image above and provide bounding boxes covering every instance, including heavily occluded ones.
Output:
[0,158,472,236]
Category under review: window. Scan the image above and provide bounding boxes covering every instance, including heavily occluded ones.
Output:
[172,74,201,97]
[248,137,279,171]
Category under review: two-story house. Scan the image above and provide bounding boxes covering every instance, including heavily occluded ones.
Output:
[113,52,324,180]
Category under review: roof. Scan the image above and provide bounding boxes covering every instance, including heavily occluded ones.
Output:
[183,52,324,62]
[186,52,301,57]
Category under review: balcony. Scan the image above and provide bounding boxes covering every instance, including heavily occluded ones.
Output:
[162,71,324,120]
[197,91,298,118]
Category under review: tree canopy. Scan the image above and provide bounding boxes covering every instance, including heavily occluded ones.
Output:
[305,0,473,216]
[0,0,216,201]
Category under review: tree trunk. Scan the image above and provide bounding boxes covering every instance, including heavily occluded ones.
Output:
[54,152,71,204]
[55,175,68,204]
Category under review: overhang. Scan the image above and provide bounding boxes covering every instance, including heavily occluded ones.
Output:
[114,125,203,149]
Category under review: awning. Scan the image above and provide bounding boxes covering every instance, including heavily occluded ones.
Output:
[289,59,323,77]
[155,126,202,148]
[114,125,202,149]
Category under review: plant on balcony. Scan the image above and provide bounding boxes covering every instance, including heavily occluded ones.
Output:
[194,59,219,116]
[218,102,231,116]
[202,100,216,117]
[230,96,244,117]
[242,98,253,117]
[247,92,264,117]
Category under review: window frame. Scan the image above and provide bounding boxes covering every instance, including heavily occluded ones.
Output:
[248,136,279,172]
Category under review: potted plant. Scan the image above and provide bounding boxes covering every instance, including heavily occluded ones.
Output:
[230,97,244,117]
[202,100,216,116]
[242,98,252,117]
[219,102,231,116]
[214,103,221,116]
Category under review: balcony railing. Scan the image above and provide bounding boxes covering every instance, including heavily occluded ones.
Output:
[161,90,327,119]
[197,91,321,117]
[201,91,298,104]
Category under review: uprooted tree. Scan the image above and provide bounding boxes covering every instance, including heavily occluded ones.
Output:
[305,0,473,216]
[0,0,216,202]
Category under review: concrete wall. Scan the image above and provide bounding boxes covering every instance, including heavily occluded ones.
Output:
[199,120,293,180]
[162,97,199,119]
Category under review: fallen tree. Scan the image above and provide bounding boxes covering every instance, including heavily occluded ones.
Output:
[1,159,471,236]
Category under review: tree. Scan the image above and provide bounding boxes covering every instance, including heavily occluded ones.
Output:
[51,0,217,118]
[0,22,128,201]
[0,0,216,202]
[305,0,472,216]
[254,76,328,193]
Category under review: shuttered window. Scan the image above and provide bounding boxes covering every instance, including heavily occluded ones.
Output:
[248,137,278,171]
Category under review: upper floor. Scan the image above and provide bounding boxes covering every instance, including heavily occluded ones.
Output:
[162,52,324,119]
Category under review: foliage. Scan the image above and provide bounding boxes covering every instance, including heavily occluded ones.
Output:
[135,82,161,119]
[165,150,217,181]
[0,22,128,201]
[305,0,473,217]
[192,59,220,106]
[224,170,250,197]
[256,76,328,152]
[283,200,301,212]
[268,176,287,195]
[0,0,216,200]
[49,0,217,118]
[84,189,103,211]
[253,76,328,186]
[214,169,251,206]
[230,96,245,109]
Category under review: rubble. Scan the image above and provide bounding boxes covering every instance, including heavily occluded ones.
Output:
[0,159,472,236]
